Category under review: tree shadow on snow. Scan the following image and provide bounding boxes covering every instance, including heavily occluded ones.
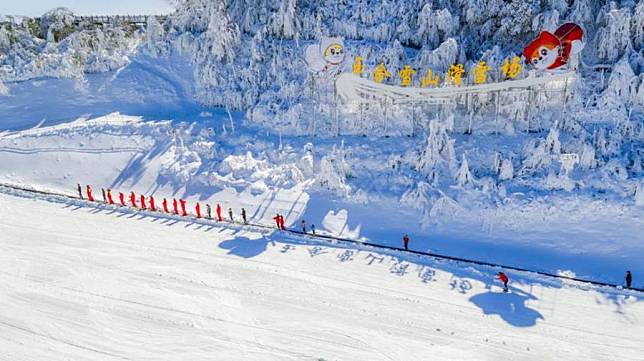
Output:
[469,286,544,327]
[219,236,273,258]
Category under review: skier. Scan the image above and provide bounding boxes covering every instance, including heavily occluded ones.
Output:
[279,215,286,230]
[625,271,633,289]
[173,198,179,214]
[311,224,316,235]
[101,188,106,203]
[162,198,169,213]
[130,192,136,207]
[301,220,306,233]
[206,204,212,220]
[273,214,281,229]
[180,199,187,216]
[228,208,234,222]
[107,189,114,205]
[216,204,222,222]
[241,208,247,224]
[77,184,83,199]
[119,192,125,206]
[140,194,147,210]
[403,234,409,250]
[497,272,509,292]
[85,185,94,202]
[195,202,201,218]
[149,195,156,211]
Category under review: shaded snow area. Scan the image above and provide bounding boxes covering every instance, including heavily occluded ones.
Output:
[0,192,642,360]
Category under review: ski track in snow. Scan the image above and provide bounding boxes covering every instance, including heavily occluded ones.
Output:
[0,192,642,360]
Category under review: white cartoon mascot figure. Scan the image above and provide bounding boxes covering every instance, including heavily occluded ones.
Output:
[305,37,345,78]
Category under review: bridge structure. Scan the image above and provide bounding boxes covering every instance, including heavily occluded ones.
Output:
[0,15,170,28]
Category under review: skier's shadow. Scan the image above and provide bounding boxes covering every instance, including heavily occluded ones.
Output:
[469,286,544,327]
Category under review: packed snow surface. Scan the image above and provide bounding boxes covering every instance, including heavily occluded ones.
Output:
[0,191,642,360]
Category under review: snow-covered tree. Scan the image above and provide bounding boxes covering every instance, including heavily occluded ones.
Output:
[544,126,561,154]
[595,6,633,63]
[455,154,475,187]
[579,143,597,169]
[0,79,8,96]
[417,120,457,178]
[414,4,457,49]
[499,158,514,181]
[271,0,300,39]
[635,181,644,206]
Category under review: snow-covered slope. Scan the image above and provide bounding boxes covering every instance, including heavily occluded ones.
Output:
[0,190,642,360]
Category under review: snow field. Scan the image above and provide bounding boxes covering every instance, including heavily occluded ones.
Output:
[0,191,642,360]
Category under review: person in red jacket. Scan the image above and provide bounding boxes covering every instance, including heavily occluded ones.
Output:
[130,192,137,207]
[180,199,187,216]
[107,189,114,205]
[140,194,147,210]
[216,204,222,222]
[119,192,125,206]
[86,185,94,202]
[149,195,156,211]
[403,234,409,251]
[173,198,179,214]
[273,214,281,229]
[195,202,201,218]
[162,198,169,213]
[497,272,509,292]
[278,214,286,230]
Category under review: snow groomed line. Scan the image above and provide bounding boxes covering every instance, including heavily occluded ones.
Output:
[0,182,641,293]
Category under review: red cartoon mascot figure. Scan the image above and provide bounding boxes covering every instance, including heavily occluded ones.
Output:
[523,23,584,71]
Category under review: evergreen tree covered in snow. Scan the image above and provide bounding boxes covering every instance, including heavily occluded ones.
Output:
[455,154,475,187]
[417,120,457,180]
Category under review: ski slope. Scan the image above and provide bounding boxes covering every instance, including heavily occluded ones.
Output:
[0,191,642,360]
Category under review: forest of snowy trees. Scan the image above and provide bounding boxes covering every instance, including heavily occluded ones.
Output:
[0,0,643,217]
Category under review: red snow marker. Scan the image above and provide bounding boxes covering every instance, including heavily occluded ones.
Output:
[107,189,114,205]
[195,202,201,218]
[86,185,94,202]
[180,199,187,216]
[149,196,156,211]
[216,204,222,222]
[130,192,137,207]
[162,198,169,213]
[140,194,147,210]
[119,192,125,206]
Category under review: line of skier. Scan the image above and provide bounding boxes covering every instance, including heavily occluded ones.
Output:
[78,184,636,291]
[78,184,250,224]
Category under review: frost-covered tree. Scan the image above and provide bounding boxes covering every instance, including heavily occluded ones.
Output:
[271,0,300,39]
[455,154,475,187]
[0,26,10,50]
[598,57,639,115]
[544,126,561,154]
[635,181,644,206]
[579,143,597,169]
[417,120,457,178]
[595,6,633,63]
[499,158,514,181]
[39,7,75,42]
[414,4,456,49]
[0,79,8,96]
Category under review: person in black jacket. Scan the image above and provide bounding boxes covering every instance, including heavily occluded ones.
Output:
[625,271,632,289]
